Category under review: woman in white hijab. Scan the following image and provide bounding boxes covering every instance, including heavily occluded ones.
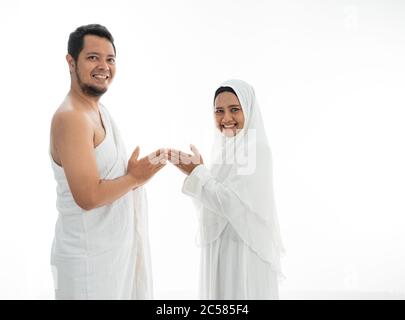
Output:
[169,79,284,299]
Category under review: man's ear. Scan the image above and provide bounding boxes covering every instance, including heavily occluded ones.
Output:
[66,54,75,73]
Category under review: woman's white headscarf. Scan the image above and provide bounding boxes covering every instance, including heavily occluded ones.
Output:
[201,79,285,276]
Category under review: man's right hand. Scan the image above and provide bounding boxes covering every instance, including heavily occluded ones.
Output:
[128,146,168,188]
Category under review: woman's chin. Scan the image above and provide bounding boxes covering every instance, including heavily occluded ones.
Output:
[223,129,245,137]
[221,129,234,137]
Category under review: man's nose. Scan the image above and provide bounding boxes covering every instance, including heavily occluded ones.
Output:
[97,59,110,70]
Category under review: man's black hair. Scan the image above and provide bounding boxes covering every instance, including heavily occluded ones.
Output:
[68,24,116,61]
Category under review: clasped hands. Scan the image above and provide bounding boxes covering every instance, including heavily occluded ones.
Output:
[127,145,203,188]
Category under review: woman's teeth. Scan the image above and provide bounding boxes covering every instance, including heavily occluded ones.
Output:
[223,124,236,129]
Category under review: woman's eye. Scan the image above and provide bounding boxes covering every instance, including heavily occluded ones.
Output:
[215,109,224,113]
[231,108,240,112]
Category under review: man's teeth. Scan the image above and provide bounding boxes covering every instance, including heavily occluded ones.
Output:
[93,74,108,79]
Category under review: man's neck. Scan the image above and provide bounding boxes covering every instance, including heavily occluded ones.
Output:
[69,85,100,111]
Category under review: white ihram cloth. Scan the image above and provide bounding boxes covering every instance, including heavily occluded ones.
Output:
[182,79,285,299]
[50,105,153,299]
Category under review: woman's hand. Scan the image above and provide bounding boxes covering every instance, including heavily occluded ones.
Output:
[168,144,204,175]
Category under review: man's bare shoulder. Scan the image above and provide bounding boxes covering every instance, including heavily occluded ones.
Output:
[51,103,92,136]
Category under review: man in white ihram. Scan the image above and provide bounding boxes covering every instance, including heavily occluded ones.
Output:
[49,24,167,299]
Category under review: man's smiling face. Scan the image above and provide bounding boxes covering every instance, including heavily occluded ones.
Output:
[72,34,116,97]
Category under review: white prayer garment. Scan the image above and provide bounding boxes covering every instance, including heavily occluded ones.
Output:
[182,79,285,299]
[49,105,152,300]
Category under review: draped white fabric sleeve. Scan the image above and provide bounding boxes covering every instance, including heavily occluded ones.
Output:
[183,165,249,219]
[182,164,283,277]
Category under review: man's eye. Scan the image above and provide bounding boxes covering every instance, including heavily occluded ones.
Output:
[108,58,115,64]
[88,56,97,61]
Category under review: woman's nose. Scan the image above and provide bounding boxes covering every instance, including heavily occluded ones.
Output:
[222,111,233,123]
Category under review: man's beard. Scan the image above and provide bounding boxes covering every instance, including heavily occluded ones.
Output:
[75,66,107,97]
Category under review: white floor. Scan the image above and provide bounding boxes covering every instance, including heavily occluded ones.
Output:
[8,289,405,300]
[279,290,405,300]
[153,289,405,300]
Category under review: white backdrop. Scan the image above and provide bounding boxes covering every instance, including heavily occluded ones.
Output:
[0,0,404,299]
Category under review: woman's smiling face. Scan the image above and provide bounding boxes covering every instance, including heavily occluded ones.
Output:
[214,91,245,137]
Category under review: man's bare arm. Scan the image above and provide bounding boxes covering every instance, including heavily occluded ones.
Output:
[53,111,166,210]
